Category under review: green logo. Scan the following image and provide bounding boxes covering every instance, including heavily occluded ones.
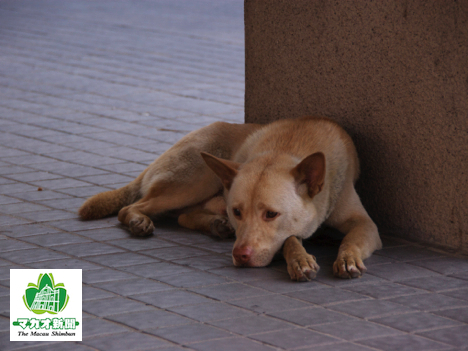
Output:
[23,273,69,314]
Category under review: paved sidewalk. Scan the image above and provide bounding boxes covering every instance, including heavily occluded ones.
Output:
[1,1,467,350]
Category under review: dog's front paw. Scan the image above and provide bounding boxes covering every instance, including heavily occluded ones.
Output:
[333,251,367,279]
[129,215,154,237]
[287,253,320,282]
[210,217,235,239]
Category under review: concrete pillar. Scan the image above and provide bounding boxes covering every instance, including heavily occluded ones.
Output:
[244,0,468,252]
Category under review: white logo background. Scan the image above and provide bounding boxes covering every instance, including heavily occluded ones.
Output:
[10,269,82,341]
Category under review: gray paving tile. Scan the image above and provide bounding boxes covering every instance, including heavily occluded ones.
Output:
[190,337,277,351]
[0,202,51,214]
[209,266,290,282]
[314,266,385,287]
[397,275,468,292]
[153,271,231,288]
[158,231,219,245]
[141,246,210,260]
[28,258,102,271]
[0,265,25,280]
[248,278,326,293]
[131,289,212,308]
[149,323,232,344]
[327,299,413,319]
[376,246,445,261]
[228,294,311,313]
[31,178,92,190]
[417,325,468,348]
[0,341,94,351]
[0,223,61,238]
[449,271,468,281]
[79,173,134,186]
[0,239,38,252]
[168,302,255,322]
[209,314,295,335]
[83,268,136,284]
[197,240,235,254]
[410,257,468,275]
[54,242,125,257]
[357,334,452,351]
[311,320,403,341]
[78,227,130,241]
[107,309,193,330]
[59,185,112,198]
[82,331,171,350]
[0,332,53,351]
[388,292,468,312]
[366,262,441,281]
[119,262,195,278]
[82,317,131,339]
[83,285,116,301]
[0,295,9,313]
[250,328,339,349]
[38,163,109,178]
[0,182,40,194]
[299,343,378,351]
[94,278,173,296]
[175,254,233,270]
[0,248,69,263]
[268,306,356,326]
[96,162,148,174]
[9,190,72,202]
[433,306,468,323]
[20,232,92,247]
[344,282,426,299]
[18,209,77,222]
[189,282,269,301]
[440,288,468,302]
[0,215,32,227]
[372,311,461,332]
[36,197,85,210]
[0,195,22,205]
[83,296,153,317]
[287,287,370,305]
[0,286,8,297]
[85,252,158,267]
[0,176,15,186]
[2,171,63,182]
[0,166,34,176]
[111,238,175,251]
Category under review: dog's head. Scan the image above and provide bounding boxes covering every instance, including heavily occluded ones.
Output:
[201,152,326,267]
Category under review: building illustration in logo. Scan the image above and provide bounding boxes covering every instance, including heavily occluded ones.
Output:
[30,284,61,313]
[11,269,82,341]
[23,273,69,315]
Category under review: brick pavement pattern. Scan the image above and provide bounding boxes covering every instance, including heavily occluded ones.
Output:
[0,1,467,350]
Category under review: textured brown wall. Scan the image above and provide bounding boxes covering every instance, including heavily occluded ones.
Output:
[244,0,468,252]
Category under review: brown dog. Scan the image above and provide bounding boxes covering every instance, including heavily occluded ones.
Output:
[79,117,382,281]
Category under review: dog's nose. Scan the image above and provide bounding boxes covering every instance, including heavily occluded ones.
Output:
[233,246,253,265]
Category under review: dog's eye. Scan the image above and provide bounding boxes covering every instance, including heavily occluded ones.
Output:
[233,208,241,218]
[265,211,279,219]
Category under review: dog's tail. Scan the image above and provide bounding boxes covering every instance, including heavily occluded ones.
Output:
[78,180,141,220]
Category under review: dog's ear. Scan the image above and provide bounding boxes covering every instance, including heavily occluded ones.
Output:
[291,152,326,198]
[201,152,240,190]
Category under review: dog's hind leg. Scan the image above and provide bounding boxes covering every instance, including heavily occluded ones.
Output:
[178,195,234,239]
[178,209,234,239]
[118,172,222,236]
